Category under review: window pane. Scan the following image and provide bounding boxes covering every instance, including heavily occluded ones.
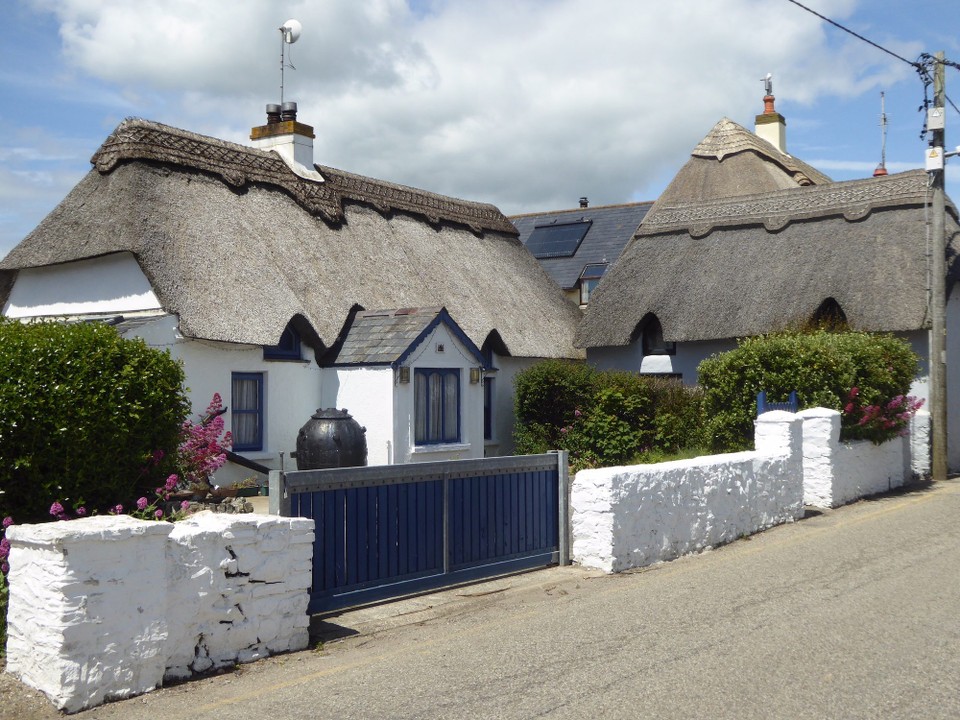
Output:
[414,368,461,445]
[415,373,427,443]
[232,373,263,451]
[429,372,443,441]
[443,372,458,441]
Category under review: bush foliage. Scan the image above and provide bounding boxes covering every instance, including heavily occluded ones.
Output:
[0,319,190,524]
[513,360,704,470]
[698,329,920,452]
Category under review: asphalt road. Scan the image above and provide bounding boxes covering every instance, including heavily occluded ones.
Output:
[8,478,960,719]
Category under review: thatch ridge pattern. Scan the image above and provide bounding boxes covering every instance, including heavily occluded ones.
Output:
[93,119,516,236]
[692,118,832,187]
[639,170,931,237]
[93,119,344,222]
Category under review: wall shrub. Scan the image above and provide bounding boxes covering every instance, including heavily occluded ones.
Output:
[513,361,704,469]
[698,329,920,452]
[0,318,189,524]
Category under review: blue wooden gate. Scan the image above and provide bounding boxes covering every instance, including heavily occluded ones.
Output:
[269,453,569,613]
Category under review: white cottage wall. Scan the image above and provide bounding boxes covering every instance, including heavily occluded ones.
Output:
[485,354,537,458]
[2,252,162,317]
[321,366,395,466]
[587,338,735,383]
[129,316,322,484]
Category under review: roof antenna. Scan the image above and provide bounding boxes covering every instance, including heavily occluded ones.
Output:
[279,19,302,106]
[762,72,773,97]
[874,91,888,177]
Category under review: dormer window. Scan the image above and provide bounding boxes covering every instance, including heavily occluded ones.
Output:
[579,263,608,305]
[633,315,675,356]
[263,325,302,361]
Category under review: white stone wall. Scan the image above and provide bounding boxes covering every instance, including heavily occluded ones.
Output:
[4,512,313,713]
[571,411,804,573]
[799,408,910,508]
[4,516,172,713]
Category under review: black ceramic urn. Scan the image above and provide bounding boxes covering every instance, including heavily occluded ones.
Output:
[295,408,368,470]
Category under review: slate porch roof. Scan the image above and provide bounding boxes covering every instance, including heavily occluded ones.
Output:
[326,307,486,367]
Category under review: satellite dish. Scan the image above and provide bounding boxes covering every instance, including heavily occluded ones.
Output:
[281,19,302,44]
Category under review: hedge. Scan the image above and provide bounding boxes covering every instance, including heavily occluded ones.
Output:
[513,360,704,469]
[0,318,189,523]
[698,329,920,452]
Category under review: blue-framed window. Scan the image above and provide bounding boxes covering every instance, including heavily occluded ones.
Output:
[232,372,264,451]
[263,325,302,361]
[415,368,460,444]
[483,377,494,441]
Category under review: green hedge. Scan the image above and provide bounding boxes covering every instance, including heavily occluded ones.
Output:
[0,318,189,523]
[513,360,704,469]
[698,329,920,452]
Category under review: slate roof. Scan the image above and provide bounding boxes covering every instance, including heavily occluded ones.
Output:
[576,169,960,347]
[0,118,583,360]
[328,307,485,366]
[510,201,653,291]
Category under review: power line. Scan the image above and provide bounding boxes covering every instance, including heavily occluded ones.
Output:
[785,1,960,121]
[783,0,919,68]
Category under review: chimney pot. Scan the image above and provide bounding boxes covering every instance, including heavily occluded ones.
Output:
[281,101,298,122]
[265,103,282,125]
[579,196,589,208]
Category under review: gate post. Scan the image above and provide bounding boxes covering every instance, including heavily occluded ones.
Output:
[555,450,571,566]
[268,470,291,516]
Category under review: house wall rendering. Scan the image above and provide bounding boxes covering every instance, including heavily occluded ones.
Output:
[2,252,161,317]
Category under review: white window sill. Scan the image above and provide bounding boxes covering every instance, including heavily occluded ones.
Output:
[412,442,472,454]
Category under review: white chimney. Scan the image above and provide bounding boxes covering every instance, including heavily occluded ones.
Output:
[755,79,787,154]
[250,101,318,173]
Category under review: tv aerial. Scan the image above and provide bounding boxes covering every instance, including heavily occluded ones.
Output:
[279,19,301,105]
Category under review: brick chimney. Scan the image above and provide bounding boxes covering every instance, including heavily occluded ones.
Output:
[755,75,787,154]
[250,101,316,170]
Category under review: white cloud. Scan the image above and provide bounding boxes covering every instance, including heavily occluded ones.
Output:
[2,0,950,257]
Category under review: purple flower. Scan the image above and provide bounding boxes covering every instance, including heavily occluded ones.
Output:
[0,538,10,560]
[49,502,64,517]
[75,507,87,517]
[180,500,191,511]
[165,474,179,491]
[2,516,12,529]
[155,509,164,519]
[112,504,124,515]
[136,497,149,511]
[1,562,8,574]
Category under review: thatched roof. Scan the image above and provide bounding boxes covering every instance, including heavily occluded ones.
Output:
[649,118,832,212]
[576,169,960,347]
[0,118,582,359]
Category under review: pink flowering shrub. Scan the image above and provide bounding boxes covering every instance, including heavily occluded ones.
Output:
[842,387,925,445]
[176,393,233,494]
[44,393,232,522]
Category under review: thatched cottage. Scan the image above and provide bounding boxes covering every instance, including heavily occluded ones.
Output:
[577,93,960,469]
[0,107,583,478]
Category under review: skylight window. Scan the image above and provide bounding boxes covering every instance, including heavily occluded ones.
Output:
[525,220,592,259]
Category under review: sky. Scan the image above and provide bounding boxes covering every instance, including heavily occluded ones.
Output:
[1,0,959,258]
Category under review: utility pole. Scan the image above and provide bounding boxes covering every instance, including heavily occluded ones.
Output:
[929,51,947,482]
